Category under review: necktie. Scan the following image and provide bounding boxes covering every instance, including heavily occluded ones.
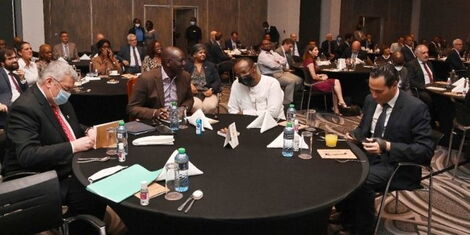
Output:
[51,105,75,141]
[64,44,69,58]
[422,62,434,83]
[373,103,390,138]
[8,73,22,93]
[132,47,140,66]
[328,41,331,54]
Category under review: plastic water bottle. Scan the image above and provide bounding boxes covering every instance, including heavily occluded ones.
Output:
[286,104,296,122]
[116,121,128,162]
[293,119,300,152]
[175,148,189,192]
[140,181,149,206]
[195,118,203,136]
[282,122,294,158]
[169,102,179,132]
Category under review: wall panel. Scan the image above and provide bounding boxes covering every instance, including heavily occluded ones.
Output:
[239,0,267,47]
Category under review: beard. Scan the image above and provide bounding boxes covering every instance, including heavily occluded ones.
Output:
[4,62,19,71]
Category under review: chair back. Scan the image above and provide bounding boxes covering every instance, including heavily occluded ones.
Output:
[0,170,63,234]
[302,68,315,85]
[455,101,470,126]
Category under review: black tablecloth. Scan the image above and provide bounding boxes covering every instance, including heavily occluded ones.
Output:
[73,115,368,234]
[319,65,372,106]
[69,78,128,126]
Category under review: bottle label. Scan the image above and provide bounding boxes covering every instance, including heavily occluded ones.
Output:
[140,191,148,200]
[178,162,188,170]
[284,139,293,148]
[117,133,123,139]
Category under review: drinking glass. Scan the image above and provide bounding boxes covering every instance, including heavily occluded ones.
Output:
[105,127,117,155]
[164,163,183,201]
[298,131,313,160]
[179,108,188,129]
[325,132,338,147]
[306,109,317,131]
[75,69,82,86]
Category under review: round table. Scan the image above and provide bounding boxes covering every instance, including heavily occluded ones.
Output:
[69,77,128,126]
[73,114,368,234]
[70,60,92,74]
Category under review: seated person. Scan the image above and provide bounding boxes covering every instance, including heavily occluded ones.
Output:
[91,39,122,75]
[36,44,55,74]
[274,38,295,70]
[127,46,193,120]
[391,51,410,94]
[341,40,368,62]
[445,38,466,77]
[224,31,242,50]
[374,45,392,65]
[90,33,105,57]
[257,39,302,105]
[228,57,285,119]
[303,44,359,116]
[117,33,145,74]
[361,33,375,50]
[142,40,162,72]
[207,31,234,76]
[184,44,221,114]
[338,64,434,234]
[17,41,39,85]
[52,31,79,61]
[3,60,106,232]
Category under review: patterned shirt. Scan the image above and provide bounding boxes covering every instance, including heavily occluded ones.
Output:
[161,67,177,108]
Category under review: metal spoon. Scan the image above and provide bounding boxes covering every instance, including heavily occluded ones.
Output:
[77,156,111,163]
[178,190,200,211]
[184,190,203,213]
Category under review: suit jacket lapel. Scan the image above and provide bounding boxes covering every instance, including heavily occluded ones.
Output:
[154,68,165,107]
[0,69,12,92]
[32,85,68,141]
[383,92,404,138]
[364,101,377,136]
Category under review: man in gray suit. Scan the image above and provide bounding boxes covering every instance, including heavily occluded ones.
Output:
[53,31,79,61]
[275,38,295,70]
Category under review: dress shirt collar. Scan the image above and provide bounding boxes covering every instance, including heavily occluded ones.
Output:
[382,55,390,60]
[161,66,174,81]
[385,89,399,109]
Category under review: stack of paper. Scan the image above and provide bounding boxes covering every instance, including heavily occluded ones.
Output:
[247,110,278,133]
[156,150,204,181]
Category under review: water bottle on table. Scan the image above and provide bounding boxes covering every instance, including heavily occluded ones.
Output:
[196,118,203,136]
[282,122,294,157]
[175,148,189,192]
[286,104,296,122]
[169,102,179,132]
[116,121,128,162]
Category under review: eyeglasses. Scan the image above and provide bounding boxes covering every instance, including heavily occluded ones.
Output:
[52,78,73,92]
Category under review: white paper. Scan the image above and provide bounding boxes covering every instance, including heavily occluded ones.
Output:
[223,122,239,148]
[187,109,215,130]
[267,132,307,149]
[155,150,204,181]
[452,78,469,93]
[88,165,127,183]
[246,110,278,133]
[132,135,174,146]
[80,54,91,60]
[317,60,331,66]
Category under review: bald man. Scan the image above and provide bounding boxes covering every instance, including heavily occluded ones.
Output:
[391,51,410,94]
[341,40,368,61]
[321,33,336,60]
[128,46,193,120]
[446,38,466,77]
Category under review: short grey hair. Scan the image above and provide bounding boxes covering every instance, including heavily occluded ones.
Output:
[453,38,463,46]
[127,33,136,41]
[414,44,428,54]
[39,60,78,85]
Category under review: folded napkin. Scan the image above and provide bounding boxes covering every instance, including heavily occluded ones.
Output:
[317,60,331,66]
[337,59,346,70]
[155,150,204,181]
[232,48,241,55]
[132,135,174,146]
[80,54,91,60]
[84,76,101,81]
[354,58,365,64]
[247,110,278,133]
[187,109,217,130]
[267,131,307,149]
[88,165,128,183]
[452,78,469,93]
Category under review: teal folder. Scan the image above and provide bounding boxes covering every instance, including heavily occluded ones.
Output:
[86,164,162,203]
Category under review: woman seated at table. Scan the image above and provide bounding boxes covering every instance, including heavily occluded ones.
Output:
[303,44,358,115]
[35,44,55,74]
[91,39,122,75]
[17,41,39,85]
[184,44,221,114]
[142,40,162,72]
[374,45,392,65]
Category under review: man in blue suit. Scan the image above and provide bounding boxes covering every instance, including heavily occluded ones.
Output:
[117,33,146,74]
[0,47,28,128]
[337,64,434,234]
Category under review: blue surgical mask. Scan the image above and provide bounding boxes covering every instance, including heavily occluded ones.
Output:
[53,89,71,105]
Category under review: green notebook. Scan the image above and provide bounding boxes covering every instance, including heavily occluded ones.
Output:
[86,164,162,203]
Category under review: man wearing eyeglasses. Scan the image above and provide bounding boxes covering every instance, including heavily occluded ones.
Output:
[3,60,105,233]
[446,38,466,77]
[227,57,285,119]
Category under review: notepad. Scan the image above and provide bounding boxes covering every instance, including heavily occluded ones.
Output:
[86,164,162,203]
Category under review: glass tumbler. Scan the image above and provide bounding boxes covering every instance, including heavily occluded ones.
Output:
[164,163,183,201]
[105,127,117,155]
[299,131,313,159]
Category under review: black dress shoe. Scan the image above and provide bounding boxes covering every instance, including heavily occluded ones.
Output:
[339,105,361,116]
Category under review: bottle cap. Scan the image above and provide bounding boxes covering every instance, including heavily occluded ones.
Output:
[286,122,293,127]
[141,181,148,188]
[119,120,125,126]
[289,104,294,108]
[178,148,186,154]
[172,101,177,106]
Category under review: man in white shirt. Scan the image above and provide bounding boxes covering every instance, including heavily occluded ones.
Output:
[390,36,404,54]
[257,39,302,105]
[228,57,285,119]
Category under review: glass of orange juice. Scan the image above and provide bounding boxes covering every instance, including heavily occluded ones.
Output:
[325,133,338,147]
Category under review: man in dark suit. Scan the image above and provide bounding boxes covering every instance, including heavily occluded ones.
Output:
[428,36,442,58]
[263,21,280,44]
[3,60,105,232]
[118,33,145,74]
[128,46,194,120]
[336,33,353,59]
[341,40,368,61]
[0,47,28,128]
[185,17,202,53]
[207,31,234,76]
[361,33,375,50]
[446,38,466,77]
[224,31,242,50]
[321,33,337,60]
[338,64,434,234]
[401,35,416,63]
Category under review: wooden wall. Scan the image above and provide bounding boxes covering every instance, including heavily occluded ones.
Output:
[419,0,470,43]
[43,0,267,53]
[339,0,412,45]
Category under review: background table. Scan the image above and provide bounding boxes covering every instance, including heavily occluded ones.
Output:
[73,115,368,234]
[69,77,128,126]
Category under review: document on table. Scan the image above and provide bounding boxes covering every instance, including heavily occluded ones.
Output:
[317,149,357,159]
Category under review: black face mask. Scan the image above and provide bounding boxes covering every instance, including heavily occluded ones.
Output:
[238,74,255,87]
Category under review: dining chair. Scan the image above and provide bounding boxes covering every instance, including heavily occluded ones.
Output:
[446,100,470,179]
[374,130,444,235]
[0,170,106,235]
[300,68,331,111]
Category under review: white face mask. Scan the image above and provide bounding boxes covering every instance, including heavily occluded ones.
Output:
[190,21,196,26]
[135,24,140,27]
[394,66,403,71]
